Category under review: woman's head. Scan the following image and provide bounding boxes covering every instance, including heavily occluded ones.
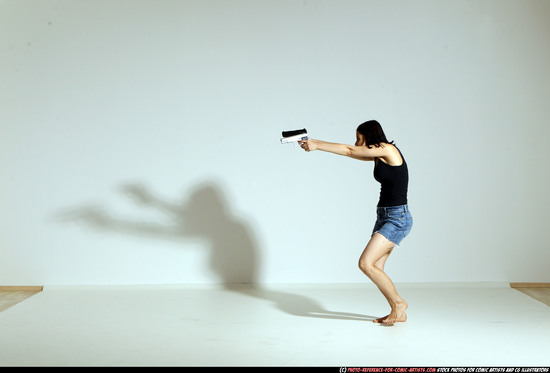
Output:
[356,120,394,148]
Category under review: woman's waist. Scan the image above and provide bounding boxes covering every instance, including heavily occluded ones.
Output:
[376,204,410,214]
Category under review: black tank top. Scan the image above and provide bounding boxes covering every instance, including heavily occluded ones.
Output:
[373,146,409,207]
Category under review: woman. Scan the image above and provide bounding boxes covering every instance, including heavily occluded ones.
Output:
[299,120,413,324]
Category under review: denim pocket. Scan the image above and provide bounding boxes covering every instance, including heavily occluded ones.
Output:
[387,210,405,221]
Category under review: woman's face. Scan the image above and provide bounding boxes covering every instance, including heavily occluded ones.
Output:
[355,131,366,146]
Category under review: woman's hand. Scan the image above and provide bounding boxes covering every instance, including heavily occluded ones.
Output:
[299,139,319,152]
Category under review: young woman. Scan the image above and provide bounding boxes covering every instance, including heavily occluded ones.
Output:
[299,120,413,324]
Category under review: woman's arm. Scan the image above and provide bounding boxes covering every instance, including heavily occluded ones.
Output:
[299,139,388,161]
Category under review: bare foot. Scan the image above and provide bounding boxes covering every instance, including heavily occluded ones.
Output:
[373,315,389,323]
[383,300,408,324]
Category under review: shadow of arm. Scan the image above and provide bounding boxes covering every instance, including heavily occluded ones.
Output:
[54,205,192,243]
[120,184,183,219]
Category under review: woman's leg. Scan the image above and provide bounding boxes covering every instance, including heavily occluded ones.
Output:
[375,248,393,272]
[358,232,407,324]
[371,248,394,323]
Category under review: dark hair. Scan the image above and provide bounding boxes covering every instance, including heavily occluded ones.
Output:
[356,120,394,148]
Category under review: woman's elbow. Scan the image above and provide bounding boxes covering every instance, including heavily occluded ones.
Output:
[344,146,354,158]
[348,146,374,161]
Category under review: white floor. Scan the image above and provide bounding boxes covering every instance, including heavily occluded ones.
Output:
[0,283,549,367]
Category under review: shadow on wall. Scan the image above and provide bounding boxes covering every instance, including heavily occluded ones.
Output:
[57,180,376,322]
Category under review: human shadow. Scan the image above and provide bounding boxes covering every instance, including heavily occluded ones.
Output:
[56,181,376,322]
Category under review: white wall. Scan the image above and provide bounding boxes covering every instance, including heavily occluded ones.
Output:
[2,0,549,285]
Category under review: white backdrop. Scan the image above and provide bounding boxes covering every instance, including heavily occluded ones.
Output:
[2,0,549,285]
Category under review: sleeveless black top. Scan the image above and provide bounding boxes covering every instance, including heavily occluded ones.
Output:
[373,147,409,207]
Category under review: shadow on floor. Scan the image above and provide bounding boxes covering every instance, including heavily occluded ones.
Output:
[56,180,376,322]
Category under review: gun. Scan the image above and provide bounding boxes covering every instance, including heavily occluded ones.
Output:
[280,128,308,145]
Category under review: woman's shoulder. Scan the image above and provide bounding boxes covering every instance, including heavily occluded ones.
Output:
[380,143,404,166]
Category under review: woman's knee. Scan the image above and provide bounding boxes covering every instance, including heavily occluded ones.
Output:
[358,258,376,276]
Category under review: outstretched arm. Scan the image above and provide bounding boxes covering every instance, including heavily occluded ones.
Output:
[299,139,388,161]
[121,184,182,217]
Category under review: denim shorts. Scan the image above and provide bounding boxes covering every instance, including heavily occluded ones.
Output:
[372,204,413,246]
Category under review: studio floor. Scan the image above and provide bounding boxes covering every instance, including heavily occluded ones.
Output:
[0,283,549,367]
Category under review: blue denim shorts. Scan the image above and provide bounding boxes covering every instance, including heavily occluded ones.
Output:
[372,204,413,246]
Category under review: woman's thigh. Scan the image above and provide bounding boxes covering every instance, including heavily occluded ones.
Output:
[359,232,397,268]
